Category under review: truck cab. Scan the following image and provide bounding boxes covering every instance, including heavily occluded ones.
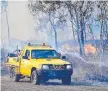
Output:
[8,43,73,85]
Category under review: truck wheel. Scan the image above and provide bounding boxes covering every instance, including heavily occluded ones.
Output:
[62,75,71,85]
[10,67,20,82]
[9,67,14,78]
[10,67,15,80]
[14,74,20,82]
[31,70,40,85]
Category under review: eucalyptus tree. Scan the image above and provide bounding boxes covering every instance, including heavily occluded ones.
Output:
[28,0,66,50]
[64,1,94,55]
[96,1,108,54]
[28,0,94,55]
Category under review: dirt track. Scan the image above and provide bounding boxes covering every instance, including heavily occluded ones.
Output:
[1,75,108,91]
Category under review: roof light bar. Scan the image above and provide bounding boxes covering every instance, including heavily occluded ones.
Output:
[27,43,52,48]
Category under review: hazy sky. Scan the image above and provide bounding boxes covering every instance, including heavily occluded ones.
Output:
[1,1,100,46]
[1,1,73,44]
[1,1,35,41]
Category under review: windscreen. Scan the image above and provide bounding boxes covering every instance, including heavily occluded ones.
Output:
[8,53,18,57]
[31,50,60,59]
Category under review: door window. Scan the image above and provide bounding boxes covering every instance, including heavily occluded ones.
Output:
[24,50,30,58]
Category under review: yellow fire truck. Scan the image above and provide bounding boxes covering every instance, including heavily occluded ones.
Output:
[6,43,73,85]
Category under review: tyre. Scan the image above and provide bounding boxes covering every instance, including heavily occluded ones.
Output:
[9,67,20,82]
[31,70,40,85]
[9,67,14,78]
[62,75,71,85]
[14,74,21,82]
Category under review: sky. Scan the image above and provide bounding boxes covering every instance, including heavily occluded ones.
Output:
[1,1,35,41]
[1,1,101,49]
[1,1,74,44]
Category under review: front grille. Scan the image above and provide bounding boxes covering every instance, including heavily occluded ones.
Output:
[49,65,66,70]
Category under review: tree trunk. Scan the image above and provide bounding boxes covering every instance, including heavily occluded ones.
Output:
[67,5,76,40]
[49,19,58,50]
[80,15,85,55]
[74,9,83,55]
[100,8,104,55]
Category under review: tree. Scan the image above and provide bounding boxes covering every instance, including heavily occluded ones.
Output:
[96,1,108,54]
[64,1,94,55]
[28,1,66,50]
[28,1,94,55]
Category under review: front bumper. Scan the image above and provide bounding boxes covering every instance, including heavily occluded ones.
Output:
[37,69,73,80]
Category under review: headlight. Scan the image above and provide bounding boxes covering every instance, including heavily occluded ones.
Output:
[66,65,72,70]
[42,65,49,70]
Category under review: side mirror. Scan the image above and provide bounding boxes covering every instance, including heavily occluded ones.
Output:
[22,56,28,59]
[62,56,66,60]
[28,56,30,60]
[7,53,10,57]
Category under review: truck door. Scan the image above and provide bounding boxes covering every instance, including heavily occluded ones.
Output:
[20,50,31,75]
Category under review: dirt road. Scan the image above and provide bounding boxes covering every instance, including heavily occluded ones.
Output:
[1,76,108,91]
